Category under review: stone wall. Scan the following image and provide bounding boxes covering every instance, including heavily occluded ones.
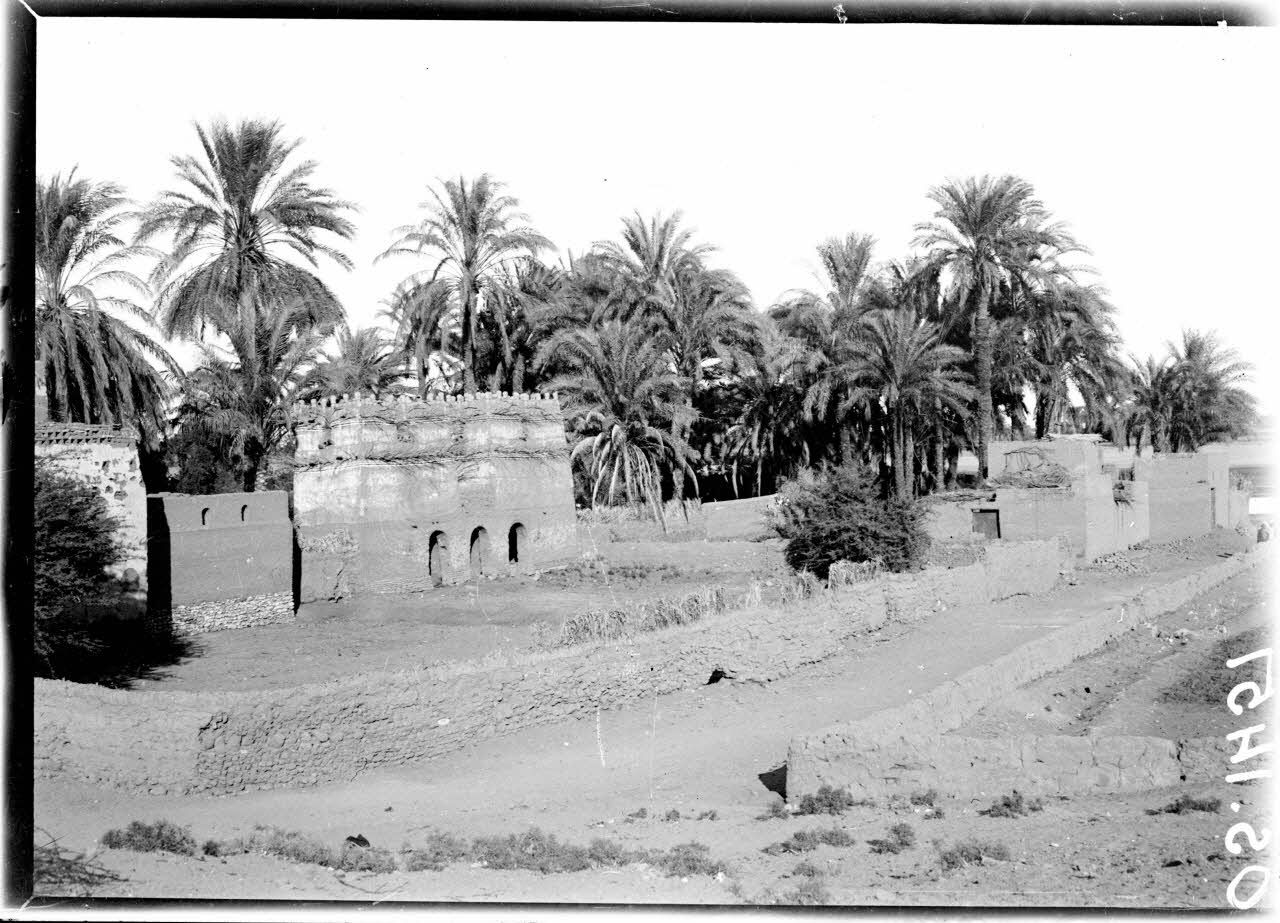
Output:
[147,491,294,634]
[35,423,147,589]
[786,545,1266,799]
[35,539,1069,795]
[292,392,577,600]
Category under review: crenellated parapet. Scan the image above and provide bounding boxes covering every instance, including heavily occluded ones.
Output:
[35,421,139,448]
[291,391,568,466]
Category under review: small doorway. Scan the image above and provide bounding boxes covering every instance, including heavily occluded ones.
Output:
[429,531,448,586]
[972,509,1001,540]
[508,523,526,564]
[470,526,490,576]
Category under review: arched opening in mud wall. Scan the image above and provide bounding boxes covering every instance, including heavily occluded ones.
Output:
[429,530,448,586]
[508,522,526,564]
[469,526,489,576]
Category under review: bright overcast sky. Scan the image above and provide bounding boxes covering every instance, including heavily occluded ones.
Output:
[36,18,1280,413]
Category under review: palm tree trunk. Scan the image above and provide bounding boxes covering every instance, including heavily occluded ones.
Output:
[892,411,907,498]
[974,297,994,479]
[904,421,916,499]
[931,404,944,495]
[513,354,526,393]
[461,278,477,395]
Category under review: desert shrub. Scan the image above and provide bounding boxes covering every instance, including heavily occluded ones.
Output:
[586,838,643,867]
[34,829,122,896]
[869,823,916,854]
[791,859,823,878]
[938,839,1010,871]
[626,807,648,821]
[201,839,221,856]
[402,830,470,871]
[34,457,124,674]
[756,797,790,820]
[339,842,397,873]
[909,789,938,807]
[645,841,726,877]
[663,809,682,822]
[100,820,196,856]
[780,877,831,905]
[980,791,1043,818]
[763,827,854,855]
[696,810,719,821]
[470,828,591,874]
[553,586,728,647]
[796,785,858,816]
[1148,795,1222,816]
[770,463,928,578]
[924,807,945,820]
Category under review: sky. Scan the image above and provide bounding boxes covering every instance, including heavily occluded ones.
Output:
[36,17,1280,413]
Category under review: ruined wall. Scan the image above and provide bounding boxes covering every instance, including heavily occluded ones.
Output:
[292,393,577,601]
[147,491,293,634]
[987,438,1103,478]
[786,546,1265,799]
[1141,451,1230,544]
[1229,487,1252,529]
[35,423,147,590]
[922,498,991,545]
[36,540,1068,794]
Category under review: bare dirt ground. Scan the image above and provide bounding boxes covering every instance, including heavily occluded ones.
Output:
[33,530,1271,908]
[127,536,785,692]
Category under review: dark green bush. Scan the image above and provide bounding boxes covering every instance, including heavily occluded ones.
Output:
[796,785,860,816]
[938,839,1009,871]
[980,790,1043,818]
[101,820,196,856]
[757,797,790,821]
[402,830,470,871]
[470,828,591,874]
[646,842,726,877]
[770,463,928,578]
[1148,794,1222,816]
[869,823,916,854]
[763,827,854,855]
[34,457,124,673]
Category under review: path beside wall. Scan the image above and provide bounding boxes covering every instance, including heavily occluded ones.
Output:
[786,544,1268,799]
[36,540,1068,795]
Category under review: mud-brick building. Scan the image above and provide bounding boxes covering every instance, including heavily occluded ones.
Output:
[291,391,578,601]
[35,422,148,592]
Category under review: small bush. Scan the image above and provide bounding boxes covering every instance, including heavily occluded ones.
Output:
[763,827,854,855]
[924,806,945,820]
[587,838,643,867]
[791,859,823,878]
[770,463,928,578]
[470,827,591,874]
[229,826,338,866]
[645,841,726,878]
[696,810,719,821]
[980,790,1043,818]
[869,823,916,854]
[402,830,470,871]
[939,839,1010,871]
[1148,795,1222,816]
[796,785,857,816]
[554,587,728,647]
[201,839,221,857]
[756,797,790,821]
[663,809,681,822]
[101,820,197,856]
[909,789,938,807]
[626,807,648,821]
[780,877,831,905]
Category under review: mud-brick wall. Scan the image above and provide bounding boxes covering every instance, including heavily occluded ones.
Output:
[987,439,1103,478]
[786,546,1264,799]
[34,679,220,795]
[994,485,1087,554]
[182,539,1068,793]
[1140,451,1230,543]
[35,425,147,588]
[147,491,293,634]
[922,499,990,545]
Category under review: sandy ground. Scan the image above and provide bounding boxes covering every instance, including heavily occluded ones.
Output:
[32,530,1272,908]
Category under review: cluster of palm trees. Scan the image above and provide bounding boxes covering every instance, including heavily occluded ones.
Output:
[36,118,1258,505]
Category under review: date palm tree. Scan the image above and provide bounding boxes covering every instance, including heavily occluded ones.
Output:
[299,325,406,401]
[913,175,1082,477]
[723,335,812,497]
[36,170,178,442]
[378,174,553,395]
[176,300,326,490]
[828,308,974,497]
[1165,329,1257,450]
[536,319,696,526]
[137,118,356,344]
[592,211,712,323]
